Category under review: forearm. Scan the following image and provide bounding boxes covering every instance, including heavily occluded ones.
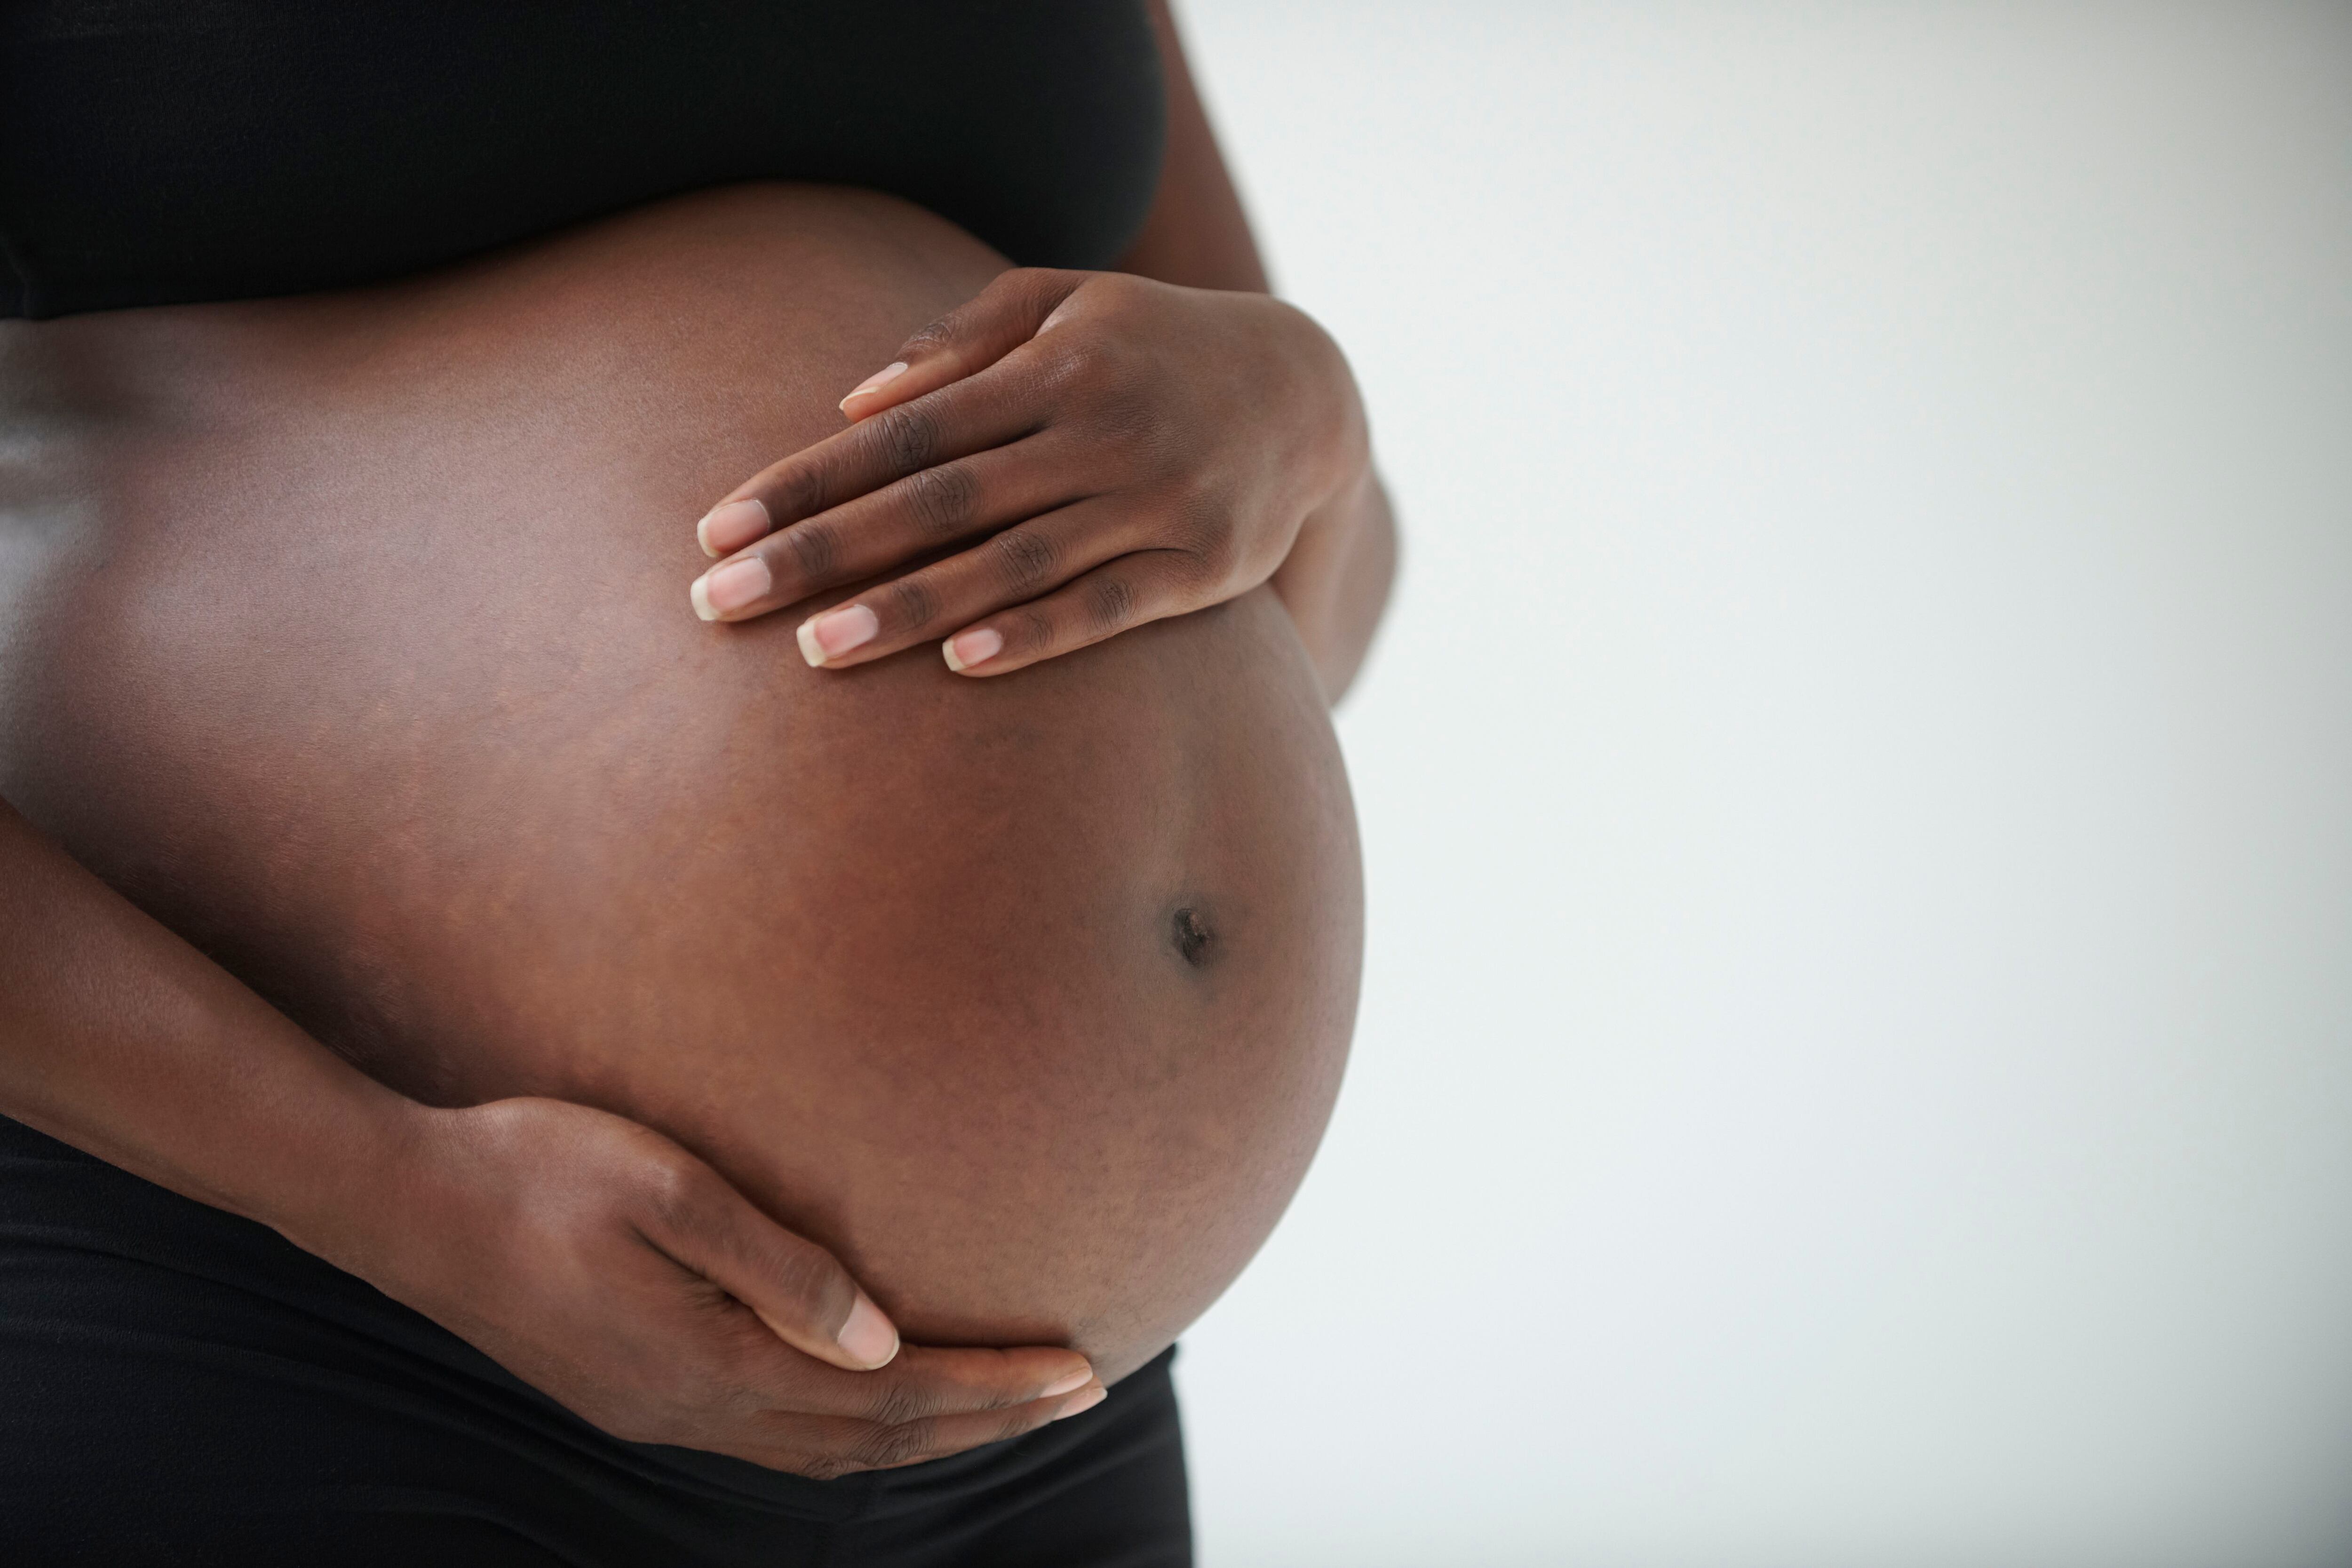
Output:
[0,797,420,1264]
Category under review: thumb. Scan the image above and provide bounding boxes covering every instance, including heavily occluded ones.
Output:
[838,267,1089,422]
[641,1163,902,1372]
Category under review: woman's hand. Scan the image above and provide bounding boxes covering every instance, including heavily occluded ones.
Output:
[356,1097,1102,1479]
[684,268,1372,677]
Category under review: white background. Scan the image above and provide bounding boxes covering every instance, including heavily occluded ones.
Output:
[1166,5,2352,1565]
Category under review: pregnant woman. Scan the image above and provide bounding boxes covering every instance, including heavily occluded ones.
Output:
[0,1,1394,1563]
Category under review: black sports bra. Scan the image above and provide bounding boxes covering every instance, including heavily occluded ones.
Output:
[0,1,1166,319]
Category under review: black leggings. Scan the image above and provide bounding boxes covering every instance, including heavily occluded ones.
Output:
[0,1116,1191,1566]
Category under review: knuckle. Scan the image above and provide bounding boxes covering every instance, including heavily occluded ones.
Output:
[1178,498,1240,581]
[780,520,839,582]
[899,461,981,540]
[633,1155,707,1233]
[860,1380,940,1429]
[1085,570,1138,632]
[1058,333,1125,390]
[870,402,943,475]
[1010,605,1057,654]
[849,1419,935,1472]
[1031,339,1091,401]
[903,311,959,357]
[1007,267,1071,317]
[1086,266,1144,302]
[769,459,830,525]
[989,526,1059,593]
[757,1235,846,1317]
[885,571,944,632]
[1176,547,1226,598]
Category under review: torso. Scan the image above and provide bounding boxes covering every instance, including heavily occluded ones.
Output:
[0,185,1361,1381]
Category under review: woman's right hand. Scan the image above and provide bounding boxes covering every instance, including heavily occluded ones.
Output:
[2,807,1100,1480]
[348,1097,1103,1478]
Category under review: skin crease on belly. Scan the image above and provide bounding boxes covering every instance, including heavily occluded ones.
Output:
[0,184,1363,1384]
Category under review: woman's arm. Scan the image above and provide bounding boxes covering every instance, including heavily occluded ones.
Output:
[683,0,1398,702]
[0,801,419,1242]
[1119,0,1400,699]
[0,798,1099,1472]
[1113,0,1268,295]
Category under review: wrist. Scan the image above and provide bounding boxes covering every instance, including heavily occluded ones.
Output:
[255,1076,443,1281]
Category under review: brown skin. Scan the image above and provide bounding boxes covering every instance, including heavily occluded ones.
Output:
[689,268,1394,697]
[0,5,1390,1479]
[687,1,1396,694]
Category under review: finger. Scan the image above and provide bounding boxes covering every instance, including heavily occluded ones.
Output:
[777,1381,1108,1480]
[694,364,1043,563]
[772,1343,1099,1425]
[835,268,1088,424]
[941,550,1208,677]
[786,498,1144,669]
[632,1162,902,1373]
[859,1381,1110,1473]
[693,434,1096,620]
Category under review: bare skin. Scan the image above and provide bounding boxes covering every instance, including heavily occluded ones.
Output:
[0,2,1392,1479]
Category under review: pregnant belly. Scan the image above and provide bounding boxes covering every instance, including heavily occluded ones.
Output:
[0,186,1361,1382]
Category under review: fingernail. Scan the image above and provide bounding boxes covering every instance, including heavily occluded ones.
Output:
[1052,1384,1108,1421]
[837,1293,900,1369]
[1039,1365,1095,1400]
[839,361,909,411]
[696,498,771,558]
[942,627,1003,673]
[691,557,771,621]
[796,605,880,667]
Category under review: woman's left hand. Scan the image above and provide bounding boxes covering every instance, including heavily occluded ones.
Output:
[686,268,1369,677]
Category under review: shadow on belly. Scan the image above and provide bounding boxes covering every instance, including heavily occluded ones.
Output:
[0,184,1365,1380]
